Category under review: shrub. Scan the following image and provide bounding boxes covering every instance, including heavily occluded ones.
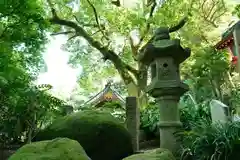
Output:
[79,101,126,122]
[98,101,126,122]
[139,102,210,138]
[179,103,211,131]
[35,110,133,160]
[9,138,90,160]
[140,103,159,139]
[177,121,240,160]
[179,93,211,131]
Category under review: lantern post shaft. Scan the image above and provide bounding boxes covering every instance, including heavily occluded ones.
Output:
[157,96,182,152]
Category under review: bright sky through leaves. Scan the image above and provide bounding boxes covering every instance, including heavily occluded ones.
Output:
[37,35,82,98]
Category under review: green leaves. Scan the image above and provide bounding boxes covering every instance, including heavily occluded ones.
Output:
[0,0,65,144]
[178,121,240,160]
[1,0,49,72]
[191,48,229,78]
[233,4,240,18]
[140,103,160,134]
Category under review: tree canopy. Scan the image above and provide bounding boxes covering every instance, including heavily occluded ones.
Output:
[0,0,66,144]
[43,0,234,102]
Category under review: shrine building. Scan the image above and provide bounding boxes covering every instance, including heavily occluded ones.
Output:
[215,20,240,67]
[82,81,125,108]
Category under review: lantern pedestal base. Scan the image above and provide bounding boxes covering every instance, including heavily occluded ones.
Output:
[155,94,185,153]
[159,124,182,153]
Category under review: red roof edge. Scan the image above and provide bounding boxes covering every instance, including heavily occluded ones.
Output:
[215,34,233,49]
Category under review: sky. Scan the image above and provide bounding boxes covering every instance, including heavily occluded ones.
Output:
[37,35,82,99]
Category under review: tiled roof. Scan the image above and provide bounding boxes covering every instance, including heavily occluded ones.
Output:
[83,82,125,107]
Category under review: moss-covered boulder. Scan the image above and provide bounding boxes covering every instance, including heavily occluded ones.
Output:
[8,138,90,160]
[123,148,175,160]
[35,110,133,160]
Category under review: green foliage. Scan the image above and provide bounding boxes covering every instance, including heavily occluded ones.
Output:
[0,82,65,145]
[181,47,231,119]
[177,121,240,160]
[79,101,126,122]
[100,101,126,121]
[179,93,211,131]
[233,4,240,18]
[225,74,240,114]
[0,0,65,145]
[111,81,128,97]
[9,138,90,160]
[140,96,211,137]
[0,0,49,72]
[0,44,65,144]
[140,102,159,135]
[189,48,229,84]
[230,87,240,113]
[35,110,133,160]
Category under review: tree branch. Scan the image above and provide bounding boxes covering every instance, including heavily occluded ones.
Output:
[68,34,79,41]
[129,2,157,60]
[139,2,157,45]
[203,18,218,28]
[204,0,216,20]
[200,0,226,28]
[85,0,109,40]
[169,16,188,33]
[73,15,99,28]
[46,0,58,18]
[46,0,138,82]
[50,31,75,36]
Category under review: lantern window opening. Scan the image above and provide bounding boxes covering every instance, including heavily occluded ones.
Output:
[163,63,168,68]
[151,63,157,80]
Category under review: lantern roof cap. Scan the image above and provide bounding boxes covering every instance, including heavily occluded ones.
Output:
[138,39,191,65]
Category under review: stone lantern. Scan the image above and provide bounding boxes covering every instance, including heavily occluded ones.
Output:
[138,27,191,153]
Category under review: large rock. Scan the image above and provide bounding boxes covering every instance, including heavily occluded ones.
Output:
[8,138,90,160]
[123,148,175,160]
[35,110,133,160]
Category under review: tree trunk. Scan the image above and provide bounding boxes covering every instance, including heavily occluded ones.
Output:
[137,62,149,108]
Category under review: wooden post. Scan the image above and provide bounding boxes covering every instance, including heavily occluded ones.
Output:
[125,96,139,152]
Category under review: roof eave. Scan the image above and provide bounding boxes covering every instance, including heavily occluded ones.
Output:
[215,34,233,49]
